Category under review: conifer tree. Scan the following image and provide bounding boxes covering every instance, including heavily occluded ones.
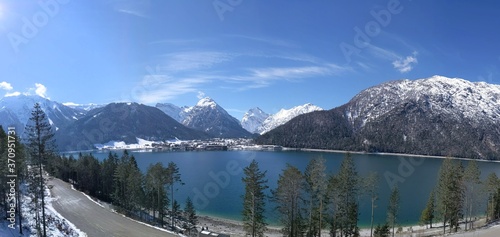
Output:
[304,157,327,237]
[242,160,268,237]
[387,186,400,237]
[184,197,197,226]
[436,158,464,234]
[463,160,481,230]
[330,153,359,237]
[24,103,56,237]
[272,164,304,237]
[420,190,435,228]
[166,162,182,227]
[145,162,169,226]
[363,172,379,237]
[485,173,499,222]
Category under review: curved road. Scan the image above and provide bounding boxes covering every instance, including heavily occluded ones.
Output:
[48,178,175,237]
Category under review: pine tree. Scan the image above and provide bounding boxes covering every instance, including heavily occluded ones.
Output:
[166,162,183,227]
[272,164,304,237]
[242,159,268,237]
[172,200,181,228]
[387,186,400,237]
[373,223,390,237]
[113,150,145,218]
[330,153,359,237]
[100,152,119,202]
[304,157,327,237]
[420,190,435,228]
[362,172,379,237]
[145,162,169,226]
[463,160,481,230]
[24,103,56,237]
[436,158,464,234]
[485,173,499,222]
[184,197,197,226]
[126,155,145,219]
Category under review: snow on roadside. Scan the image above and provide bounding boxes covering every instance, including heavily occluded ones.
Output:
[1,183,87,237]
[70,185,105,208]
[45,187,88,237]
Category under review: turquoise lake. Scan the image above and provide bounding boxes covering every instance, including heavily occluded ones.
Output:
[89,150,500,227]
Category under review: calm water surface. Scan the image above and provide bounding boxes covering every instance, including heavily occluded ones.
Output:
[90,150,500,227]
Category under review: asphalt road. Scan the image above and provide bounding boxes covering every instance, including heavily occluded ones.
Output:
[48,178,176,237]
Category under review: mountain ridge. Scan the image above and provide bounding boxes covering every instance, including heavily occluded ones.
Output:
[256,76,500,160]
[55,102,209,151]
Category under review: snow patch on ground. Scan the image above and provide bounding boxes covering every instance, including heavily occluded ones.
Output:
[71,185,105,209]
[0,184,87,237]
[94,137,155,150]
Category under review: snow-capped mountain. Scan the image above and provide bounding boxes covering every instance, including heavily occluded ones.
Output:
[257,103,323,134]
[345,75,500,130]
[0,94,82,134]
[241,108,269,134]
[155,103,190,123]
[63,102,103,112]
[257,76,500,159]
[56,102,208,151]
[181,97,252,138]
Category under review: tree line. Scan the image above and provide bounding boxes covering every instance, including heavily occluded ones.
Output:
[419,158,500,235]
[242,155,500,237]
[242,154,402,237]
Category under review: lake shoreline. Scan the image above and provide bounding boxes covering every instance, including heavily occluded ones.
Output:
[198,213,496,237]
[285,147,500,163]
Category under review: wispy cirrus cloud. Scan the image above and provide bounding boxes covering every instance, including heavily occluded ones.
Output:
[367,44,418,73]
[393,51,418,73]
[133,37,351,103]
[224,34,299,48]
[109,0,150,18]
[160,51,234,72]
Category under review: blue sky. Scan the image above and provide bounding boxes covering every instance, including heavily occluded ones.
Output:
[1,0,499,118]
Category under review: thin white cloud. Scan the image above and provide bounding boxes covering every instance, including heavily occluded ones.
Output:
[224,34,298,48]
[0,81,13,90]
[117,9,149,18]
[135,45,351,103]
[133,77,210,104]
[197,91,206,99]
[367,44,418,73]
[160,51,233,72]
[249,66,332,79]
[367,44,400,61]
[34,83,48,98]
[392,51,418,73]
[5,91,20,97]
[110,0,150,18]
